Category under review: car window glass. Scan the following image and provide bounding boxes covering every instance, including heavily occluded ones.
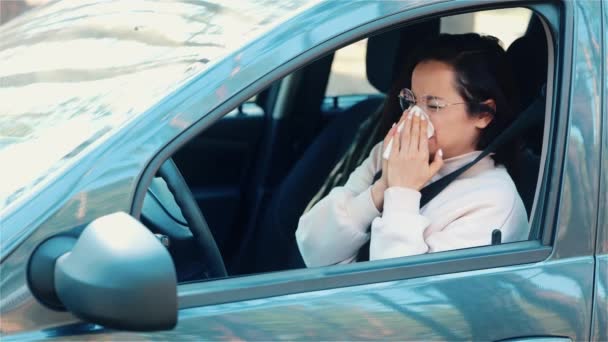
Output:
[325,38,379,98]
[1,0,312,213]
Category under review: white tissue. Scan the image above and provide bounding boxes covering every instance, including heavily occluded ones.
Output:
[382,105,434,160]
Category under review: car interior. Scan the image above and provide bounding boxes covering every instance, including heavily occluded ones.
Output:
[140,7,549,282]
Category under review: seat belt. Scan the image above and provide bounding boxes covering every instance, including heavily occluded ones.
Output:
[358,94,545,261]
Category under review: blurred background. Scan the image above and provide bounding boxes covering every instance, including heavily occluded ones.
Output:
[1,0,51,25]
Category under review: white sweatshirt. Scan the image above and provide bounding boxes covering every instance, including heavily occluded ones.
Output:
[295,142,530,267]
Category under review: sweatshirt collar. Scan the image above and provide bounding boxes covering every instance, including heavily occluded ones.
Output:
[435,150,495,178]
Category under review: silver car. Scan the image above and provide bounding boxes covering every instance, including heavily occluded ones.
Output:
[1,0,606,340]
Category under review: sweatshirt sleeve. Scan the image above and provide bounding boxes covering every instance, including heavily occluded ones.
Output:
[369,187,431,259]
[295,143,383,267]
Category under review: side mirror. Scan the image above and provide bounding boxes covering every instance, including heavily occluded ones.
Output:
[27,212,177,331]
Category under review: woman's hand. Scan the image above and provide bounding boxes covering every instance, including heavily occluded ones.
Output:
[371,122,398,211]
[387,110,444,191]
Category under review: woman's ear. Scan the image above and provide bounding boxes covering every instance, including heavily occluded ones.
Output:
[474,99,495,129]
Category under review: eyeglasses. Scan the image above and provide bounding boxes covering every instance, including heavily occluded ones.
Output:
[398,88,467,113]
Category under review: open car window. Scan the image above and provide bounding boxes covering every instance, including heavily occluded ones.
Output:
[142,5,551,286]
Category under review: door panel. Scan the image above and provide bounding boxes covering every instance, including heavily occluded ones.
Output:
[28,257,593,341]
[591,256,608,341]
[174,258,594,341]
[172,113,265,254]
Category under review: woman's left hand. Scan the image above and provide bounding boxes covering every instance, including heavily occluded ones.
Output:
[387,110,444,191]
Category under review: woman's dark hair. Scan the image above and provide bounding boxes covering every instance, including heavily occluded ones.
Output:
[378,33,521,169]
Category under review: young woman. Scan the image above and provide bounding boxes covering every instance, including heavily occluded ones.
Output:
[296,33,530,267]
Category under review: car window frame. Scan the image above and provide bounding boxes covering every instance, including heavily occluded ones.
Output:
[132,0,572,307]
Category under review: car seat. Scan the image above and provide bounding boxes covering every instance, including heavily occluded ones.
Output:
[505,14,548,218]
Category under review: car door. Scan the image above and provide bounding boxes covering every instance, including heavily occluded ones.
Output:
[1,0,601,341]
[102,1,600,340]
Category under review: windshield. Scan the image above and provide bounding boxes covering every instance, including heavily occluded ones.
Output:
[0,0,317,211]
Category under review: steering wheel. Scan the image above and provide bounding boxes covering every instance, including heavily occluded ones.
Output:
[155,159,227,279]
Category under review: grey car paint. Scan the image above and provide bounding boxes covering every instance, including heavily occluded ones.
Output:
[0,0,605,341]
[590,1,608,341]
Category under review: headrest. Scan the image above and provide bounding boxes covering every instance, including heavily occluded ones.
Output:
[506,17,548,154]
[506,20,548,109]
[366,19,440,93]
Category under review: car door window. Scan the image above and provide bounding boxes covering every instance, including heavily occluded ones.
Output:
[152,6,551,286]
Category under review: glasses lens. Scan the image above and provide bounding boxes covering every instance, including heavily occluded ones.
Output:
[398,88,416,111]
[399,97,414,111]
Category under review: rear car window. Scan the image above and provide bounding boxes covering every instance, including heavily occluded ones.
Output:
[441,8,533,48]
